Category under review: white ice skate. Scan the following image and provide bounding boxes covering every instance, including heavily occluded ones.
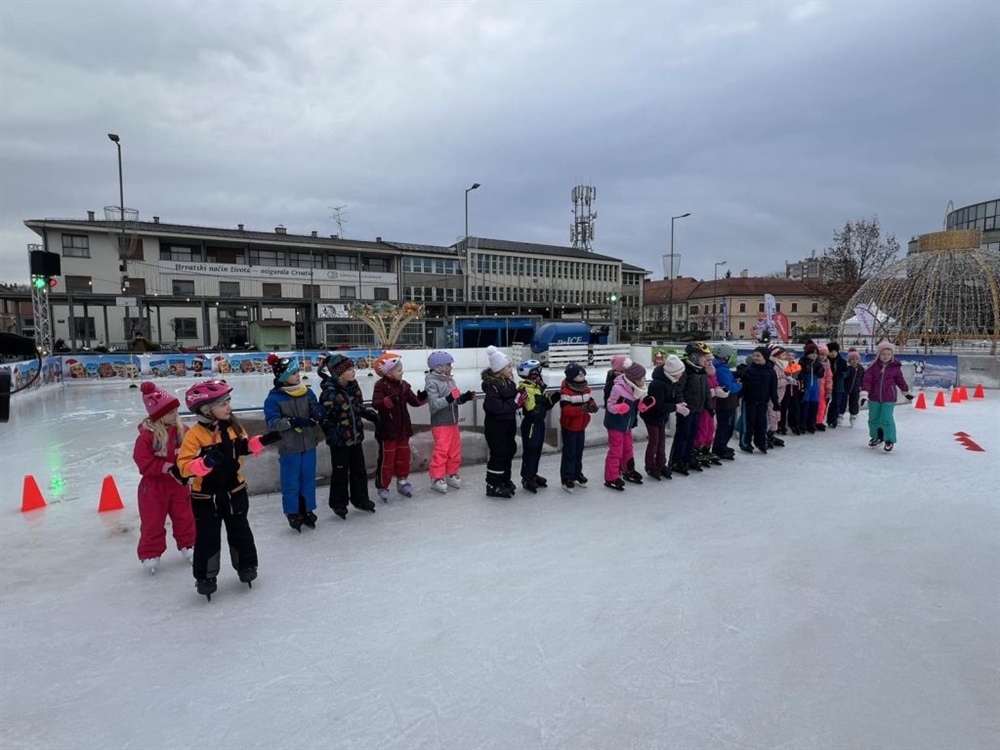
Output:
[446,474,462,489]
[181,547,194,563]
[141,557,160,574]
[849,415,857,427]
[431,478,448,494]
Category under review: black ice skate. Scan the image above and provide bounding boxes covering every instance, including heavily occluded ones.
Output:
[623,470,643,484]
[302,511,317,529]
[574,474,589,485]
[196,577,217,602]
[238,567,257,589]
[883,441,894,452]
[604,478,625,491]
[486,484,513,499]
[521,477,539,494]
[533,475,548,488]
[287,513,304,532]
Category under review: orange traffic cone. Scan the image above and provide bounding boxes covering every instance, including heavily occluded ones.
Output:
[974,383,986,399]
[960,385,969,401]
[98,475,124,512]
[914,392,927,409]
[950,387,962,404]
[21,475,47,512]
[934,391,946,407]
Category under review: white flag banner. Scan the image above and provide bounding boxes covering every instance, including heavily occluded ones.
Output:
[853,305,876,337]
[764,293,777,322]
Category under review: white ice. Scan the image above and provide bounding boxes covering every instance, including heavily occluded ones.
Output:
[1,377,999,750]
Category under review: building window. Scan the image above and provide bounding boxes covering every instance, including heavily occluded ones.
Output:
[373,287,390,301]
[62,234,90,258]
[791,320,798,329]
[364,258,390,273]
[301,284,320,299]
[250,249,284,267]
[170,317,197,339]
[172,280,195,296]
[65,275,92,293]
[758,302,765,312]
[739,302,746,313]
[207,247,244,265]
[738,321,746,331]
[332,255,358,270]
[262,283,282,298]
[126,278,146,295]
[689,304,699,315]
[340,286,356,300]
[791,302,798,312]
[775,302,781,312]
[219,281,241,298]
[161,245,195,261]
[73,317,97,339]
[289,251,322,268]
[811,302,819,313]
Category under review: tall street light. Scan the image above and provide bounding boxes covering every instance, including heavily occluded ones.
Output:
[713,260,727,336]
[668,212,691,337]
[465,182,481,316]
[107,133,131,338]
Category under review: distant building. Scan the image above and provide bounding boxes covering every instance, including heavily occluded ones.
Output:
[907,198,1000,255]
[785,256,828,281]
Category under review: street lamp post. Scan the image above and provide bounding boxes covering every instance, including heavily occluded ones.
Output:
[668,212,691,338]
[464,182,480,317]
[713,260,727,336]
[107,133,131,338]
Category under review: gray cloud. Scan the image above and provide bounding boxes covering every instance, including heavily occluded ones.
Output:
[1,0,997,283]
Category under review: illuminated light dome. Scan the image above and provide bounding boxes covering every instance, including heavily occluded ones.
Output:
[838,229,1000,354]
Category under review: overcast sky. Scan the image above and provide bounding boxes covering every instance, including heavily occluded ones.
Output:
[1,0,997,284]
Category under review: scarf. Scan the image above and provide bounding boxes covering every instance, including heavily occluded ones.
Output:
[282,384,308,398]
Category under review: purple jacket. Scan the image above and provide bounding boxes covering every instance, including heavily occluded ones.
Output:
[861,359,909,403]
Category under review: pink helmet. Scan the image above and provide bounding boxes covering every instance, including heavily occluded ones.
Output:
[184,380,232,413]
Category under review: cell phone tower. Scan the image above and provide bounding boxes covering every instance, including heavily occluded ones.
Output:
[570,185,597,252]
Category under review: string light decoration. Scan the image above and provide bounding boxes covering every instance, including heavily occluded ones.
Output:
[838,229,1000,354]
[351,301,422,349]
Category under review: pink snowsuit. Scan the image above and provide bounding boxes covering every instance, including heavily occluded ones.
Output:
[133,422,195,561]
[695,363,718,449]
[817,359,833,424]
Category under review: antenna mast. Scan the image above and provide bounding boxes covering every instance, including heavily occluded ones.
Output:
[570,185,597,252]
[330,205,348,238]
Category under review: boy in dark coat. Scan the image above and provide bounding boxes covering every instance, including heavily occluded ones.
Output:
[739,347,780,454]
[641,355,685,479]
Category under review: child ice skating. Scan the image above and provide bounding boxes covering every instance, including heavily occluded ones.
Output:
[482,346,519,498]
[861,340,912,451]
[844,349,865,427]
[516,359,560,493]
[318,354,380,518]
[178,380,278,600]
[603,360,649,491]
[372,352,427,502]
[264,353,324,532]
[424,351,475,493]
[558,363,598,492]
[133,382,195,573]
[641,355,685,479]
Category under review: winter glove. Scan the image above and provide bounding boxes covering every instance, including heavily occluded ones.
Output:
[458,390,476,404]
[311,404,327,422]
[610,402,630,415]
[381,396,395,409]
[416,389,428,402]
[586,399,599,414]
[363,408,379,423]
[515,391,527,409]
[860,390,868,407]
[248,431,282,456]
[904,393,914,401]
[638,395,656,413]
[675,402,690,417]
[189,449,223,477]
[289,416,314,428]
[548,391,561,408]
[715,386,729,398]
[168,465,189,485]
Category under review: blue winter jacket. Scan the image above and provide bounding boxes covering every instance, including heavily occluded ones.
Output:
[712,357,742,410]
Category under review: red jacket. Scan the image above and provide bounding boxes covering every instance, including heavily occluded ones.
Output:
[133,422,190,500]
[559,379,596,432]
[372,377,425,441]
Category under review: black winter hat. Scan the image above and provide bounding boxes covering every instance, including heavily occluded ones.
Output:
[564,363,586,381]
[754,346,771,361]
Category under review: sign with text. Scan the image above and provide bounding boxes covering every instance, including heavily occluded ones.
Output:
[157,261,395,285]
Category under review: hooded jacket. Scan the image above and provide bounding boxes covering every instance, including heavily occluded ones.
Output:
[603,374,641,432]
[861,358,909,403]
[482,369,518,422]
[559,378,597,432]
[177,419,250,495]
[263,385,322,455]
[425,370,461,427]
[712,356,742,410]
[319,376,376,447]
[641,365,684,427]
[372,376,425,441]
[682,359,712,414]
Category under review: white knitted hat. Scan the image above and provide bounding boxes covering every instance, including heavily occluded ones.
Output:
[486,345,511,373]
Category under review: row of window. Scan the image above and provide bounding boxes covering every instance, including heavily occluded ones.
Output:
[947,200,998,231]
[468,286,638,305]
[401,257,462,275]
[472,253,620,283]
[689,301,819,315]
[406,287,465,303]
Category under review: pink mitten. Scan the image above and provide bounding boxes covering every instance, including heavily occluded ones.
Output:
[188,457,212,477]
[515,391,527,408]
[382,396,395,409]
[638,395,656,413]
[611,402,630,415]
[247,435,267,456]
[450,387,461,400]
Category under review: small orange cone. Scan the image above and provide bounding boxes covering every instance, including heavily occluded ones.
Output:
[950,387,962,404]
[960,385,969,401]
[21,475,47,512]
[934,391,946,407]
[914,392,927,409]
[98,475,124,512]
[974,383,986,399]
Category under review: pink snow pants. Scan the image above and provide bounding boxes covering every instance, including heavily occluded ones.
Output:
[604,429,633,481]
[430,425,462,480]
[137,476,195,560]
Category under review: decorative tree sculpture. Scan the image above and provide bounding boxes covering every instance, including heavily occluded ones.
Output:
[351,301,422,349]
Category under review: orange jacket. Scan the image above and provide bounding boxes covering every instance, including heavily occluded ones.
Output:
[177,421,249,495]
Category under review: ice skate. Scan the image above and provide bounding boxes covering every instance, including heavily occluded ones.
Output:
[286,513,304,532]
[486,484,513,499]
[561,479,575,493]
[238,567,257,588]
[521,477,538,494]
[574,474,589,485]
[604,478,625,491]
[396,480,413,497]
[850,414,857,427]
[302,511,317,529]
[377,488,390,504]
[883,441,894,452]
[446,474,462,489]
[180,547,194,563]
[533,475,548,488]
[196,577,217,601]
[623,470,643,484]
[141,557,160,575]
[431,478,448,494]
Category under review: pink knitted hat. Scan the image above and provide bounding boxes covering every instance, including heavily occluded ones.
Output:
[876,340,894,356]
[140,381,179,422]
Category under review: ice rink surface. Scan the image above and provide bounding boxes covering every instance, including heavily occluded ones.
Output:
[1,377,999,750]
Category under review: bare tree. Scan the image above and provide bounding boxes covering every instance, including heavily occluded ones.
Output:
[820,215,901,319]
